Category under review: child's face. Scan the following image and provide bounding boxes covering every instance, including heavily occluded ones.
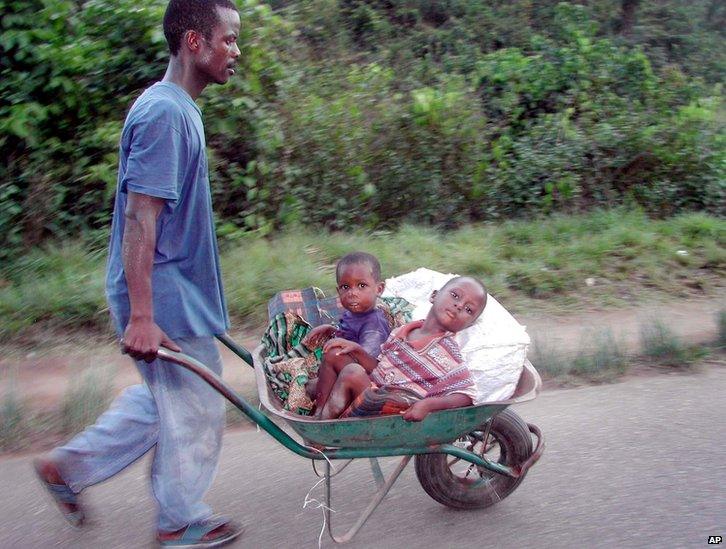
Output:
[428,278,486,333]
[336,262,384,314]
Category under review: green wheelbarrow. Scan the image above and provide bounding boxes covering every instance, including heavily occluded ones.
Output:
[157,333,544,544]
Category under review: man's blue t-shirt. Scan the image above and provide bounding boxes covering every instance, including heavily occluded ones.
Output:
[105,82,229,338]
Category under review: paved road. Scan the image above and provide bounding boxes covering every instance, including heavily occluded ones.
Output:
[3,365,725,548]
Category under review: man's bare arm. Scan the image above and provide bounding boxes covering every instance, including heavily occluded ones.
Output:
[121,191,180,362]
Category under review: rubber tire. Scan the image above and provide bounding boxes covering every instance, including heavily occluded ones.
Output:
[414,409,533,509]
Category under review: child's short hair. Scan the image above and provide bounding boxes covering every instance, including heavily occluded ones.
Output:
[336,252,382,282]
[441,275,487,294]
[441,276,488,314]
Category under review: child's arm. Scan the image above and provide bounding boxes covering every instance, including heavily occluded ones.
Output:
[401,393,473,422]
[302,324,337,349]
[323,338,379,373]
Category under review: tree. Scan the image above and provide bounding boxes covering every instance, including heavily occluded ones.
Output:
[620,0,640,36]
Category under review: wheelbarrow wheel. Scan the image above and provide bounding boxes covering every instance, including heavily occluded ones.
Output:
[414,408,533,509]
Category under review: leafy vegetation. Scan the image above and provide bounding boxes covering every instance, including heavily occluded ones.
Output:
[1,0,724,264]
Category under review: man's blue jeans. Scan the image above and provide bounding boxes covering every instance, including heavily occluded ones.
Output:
[51,336,225,532]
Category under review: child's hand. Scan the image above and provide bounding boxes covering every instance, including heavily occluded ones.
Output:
[302,325,336,349]
[401,400,433,422]
[323,338,360,356]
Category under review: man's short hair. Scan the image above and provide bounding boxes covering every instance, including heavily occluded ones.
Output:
[336,252,382,282]
[163,0,238,56]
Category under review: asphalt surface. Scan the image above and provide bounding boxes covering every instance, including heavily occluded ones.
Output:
[3,365,725,549]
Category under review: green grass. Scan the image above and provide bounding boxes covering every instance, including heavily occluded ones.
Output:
[60,364,116,434]
[0,373,29,452]
[529,334,571,378]
[717,310,726,348]
[0,245,108,339]
[639,319,709,368]
[570,330,629,379]
[1,208,723,339]
[531,328,630,382]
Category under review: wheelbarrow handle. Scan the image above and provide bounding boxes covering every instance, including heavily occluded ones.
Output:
[216,333,254,368]
[154,347,321,459]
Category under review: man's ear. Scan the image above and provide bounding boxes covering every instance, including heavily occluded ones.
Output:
[183,29,203,53]
[429,289,437,303]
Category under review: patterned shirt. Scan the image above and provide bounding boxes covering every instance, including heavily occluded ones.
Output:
[371,320,476,400]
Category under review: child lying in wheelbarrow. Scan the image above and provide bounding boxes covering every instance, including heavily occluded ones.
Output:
[318,276,487,421]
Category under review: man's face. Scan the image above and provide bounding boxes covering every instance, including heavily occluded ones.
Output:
[196,7,241,85]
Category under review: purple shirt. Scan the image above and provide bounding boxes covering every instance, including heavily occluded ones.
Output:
[336,308,391,358]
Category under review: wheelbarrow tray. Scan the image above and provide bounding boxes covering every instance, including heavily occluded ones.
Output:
[253,346,541,449]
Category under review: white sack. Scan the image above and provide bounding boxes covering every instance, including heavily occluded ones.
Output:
[383,268,529,403]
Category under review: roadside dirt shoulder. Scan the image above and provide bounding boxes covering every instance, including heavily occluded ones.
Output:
[521,294,724,357]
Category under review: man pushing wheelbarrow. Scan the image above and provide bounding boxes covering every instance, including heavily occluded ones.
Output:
[34,1,244,546]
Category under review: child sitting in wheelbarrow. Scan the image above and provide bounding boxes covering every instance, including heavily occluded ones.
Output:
[303,252,393,409]
[318,276,487,421]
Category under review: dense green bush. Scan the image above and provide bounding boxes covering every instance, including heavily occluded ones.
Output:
[0,0,284,258]
[245,3,722,228]
[470,9,724,216]
[257,66,491,229]
[1,0,724,265]
[1,0,167,260]
[332,0,725,84]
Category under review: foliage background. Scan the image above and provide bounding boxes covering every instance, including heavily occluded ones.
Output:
[1,0,724,264]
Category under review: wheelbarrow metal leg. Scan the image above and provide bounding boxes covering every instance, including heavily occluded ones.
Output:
[369,458,385,489]
[312,459,355,478]
[325,456,412,544]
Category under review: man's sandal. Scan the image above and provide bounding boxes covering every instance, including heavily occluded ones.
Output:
[33,458,84,528]
[157,516,243,548]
